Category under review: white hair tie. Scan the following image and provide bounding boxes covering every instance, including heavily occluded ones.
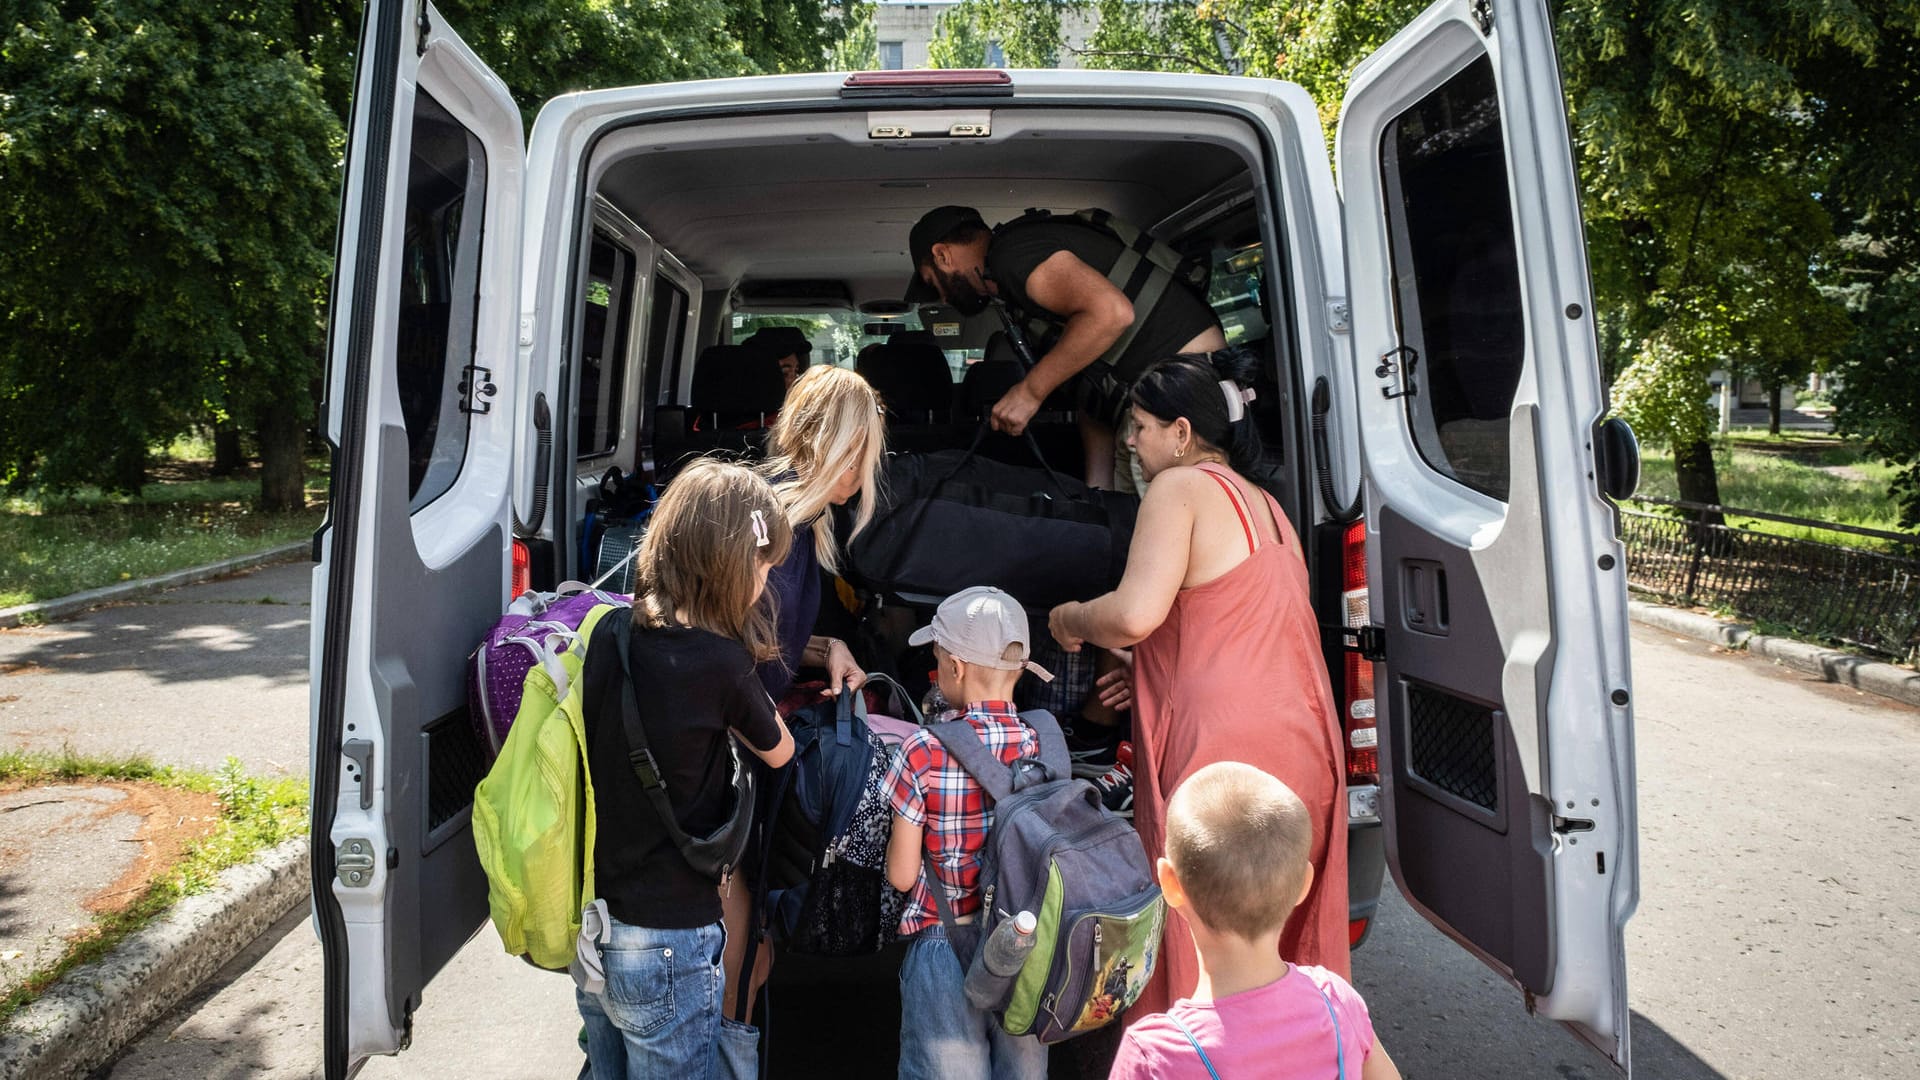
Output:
[1220,380,1256,423]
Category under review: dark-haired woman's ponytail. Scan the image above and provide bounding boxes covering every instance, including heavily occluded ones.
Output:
[1208,346,1265,473]
[1130,348,1265,474]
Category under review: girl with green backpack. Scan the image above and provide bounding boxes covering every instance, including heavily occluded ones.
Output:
[574,460,797,1079]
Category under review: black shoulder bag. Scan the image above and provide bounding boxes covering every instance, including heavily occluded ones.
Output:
[608,615,756,884]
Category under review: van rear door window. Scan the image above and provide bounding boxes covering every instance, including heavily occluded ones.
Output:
[1378,56,1525,502]
[577,235,635,458]
[396,90,486,510]
[644,275,689,412]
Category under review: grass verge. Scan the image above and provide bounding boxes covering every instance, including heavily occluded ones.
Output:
[0,459,327,610]
[1634,431,1910,546]
[0,746,308,1027]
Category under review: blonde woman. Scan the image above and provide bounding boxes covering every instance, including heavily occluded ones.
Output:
[723,364,888,1031]
[755,364,889,701]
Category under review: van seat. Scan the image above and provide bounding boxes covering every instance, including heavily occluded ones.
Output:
[858,339,960,454]
[961,334,1084,476]
[684,343,786,462]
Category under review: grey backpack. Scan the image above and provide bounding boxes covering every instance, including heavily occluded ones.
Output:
[924,710,1166,1043]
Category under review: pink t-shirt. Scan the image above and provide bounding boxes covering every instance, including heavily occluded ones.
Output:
[1110,965,1375,1080]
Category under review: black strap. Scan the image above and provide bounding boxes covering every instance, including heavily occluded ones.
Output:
[607,614,754,880]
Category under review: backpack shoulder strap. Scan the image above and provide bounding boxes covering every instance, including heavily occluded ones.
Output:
[925,719,1016,802]
[1017,710,1071,781]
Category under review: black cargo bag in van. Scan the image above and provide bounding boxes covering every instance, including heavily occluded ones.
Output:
[845,430,1138,610]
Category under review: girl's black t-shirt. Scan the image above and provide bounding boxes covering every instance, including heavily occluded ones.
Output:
[581,616,783,929]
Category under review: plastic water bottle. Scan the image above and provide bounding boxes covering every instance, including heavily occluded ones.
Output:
[964,910,1039,1008]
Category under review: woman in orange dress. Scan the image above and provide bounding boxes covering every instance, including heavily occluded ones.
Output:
[1048,350,1348,1018]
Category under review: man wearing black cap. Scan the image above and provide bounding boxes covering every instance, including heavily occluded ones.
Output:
[906,205,1225,490]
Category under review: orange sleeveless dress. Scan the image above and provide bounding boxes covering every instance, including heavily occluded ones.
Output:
[1130,463,1350,1019]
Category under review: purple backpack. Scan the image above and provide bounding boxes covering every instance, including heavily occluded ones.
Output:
[467,586,630,758]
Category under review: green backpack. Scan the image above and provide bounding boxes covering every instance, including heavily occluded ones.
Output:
[471,601,622,970]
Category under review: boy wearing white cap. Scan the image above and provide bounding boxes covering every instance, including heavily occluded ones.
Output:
[882,586,1053,1080]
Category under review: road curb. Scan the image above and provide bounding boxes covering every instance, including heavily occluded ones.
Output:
[0,542,308,629]
[1628,599,1920,709]
[0,837,309,1080]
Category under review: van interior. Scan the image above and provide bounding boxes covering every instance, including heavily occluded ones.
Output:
[546,108,1304,577]
[523,105,1323,1075]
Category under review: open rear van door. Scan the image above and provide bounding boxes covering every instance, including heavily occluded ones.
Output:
[310,3,522,1075]
[1335,0,1638,1070]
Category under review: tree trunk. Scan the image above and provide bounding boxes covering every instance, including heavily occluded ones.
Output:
[109,443,147,495]
[211,428,246,476]
[1767,385,1782,436]
[1673,437,1725,525]
[257,401,307,511]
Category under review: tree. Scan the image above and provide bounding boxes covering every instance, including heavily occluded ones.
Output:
[829,2,880,71]
[929,3,992,69]
[0,2,341,505]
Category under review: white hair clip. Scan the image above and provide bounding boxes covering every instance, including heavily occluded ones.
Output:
[750,509,771,548]
[1220,380,1257,423]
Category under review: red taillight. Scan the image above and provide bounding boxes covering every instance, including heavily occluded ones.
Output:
[510,540,531,600]
[1349,918,1369,947]
[1342,521,1379,785]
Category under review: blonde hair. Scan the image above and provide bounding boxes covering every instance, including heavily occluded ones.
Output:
[761,365,887,574]
[633,459,793,662]
[1165,762,1313,941]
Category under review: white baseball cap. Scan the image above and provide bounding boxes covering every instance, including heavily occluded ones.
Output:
[909,586,1055,682]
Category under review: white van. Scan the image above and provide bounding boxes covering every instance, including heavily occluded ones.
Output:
[309,0,1642,1075]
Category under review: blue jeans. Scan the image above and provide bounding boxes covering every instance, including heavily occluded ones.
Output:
[577,918,759,1079]
[898,926,1049,1080]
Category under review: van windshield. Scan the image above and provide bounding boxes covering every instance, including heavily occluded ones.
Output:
[729,310,980,379]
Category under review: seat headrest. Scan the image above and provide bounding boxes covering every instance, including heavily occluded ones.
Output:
[743,326,812,363]
[691,344,786,416]
[961,357,1023,415]
[887,329,941,349]
[862,341,953,417]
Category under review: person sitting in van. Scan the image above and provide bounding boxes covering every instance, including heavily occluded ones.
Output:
[576,459,798,1079]
[743,325,812,389]
[1046,351,1349,1017]
[718,365,889,1027]
[882,586,1053,1080]
[1110,762,1401,1080]
[904,205,1227,491]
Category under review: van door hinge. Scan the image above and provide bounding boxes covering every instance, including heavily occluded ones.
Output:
[459,364,497,415]
[1326,298,1351,334]
[1376,346,1418,401]
[1470,0,1493,35]
[416,0,432,55]
[1329,624,1387,663]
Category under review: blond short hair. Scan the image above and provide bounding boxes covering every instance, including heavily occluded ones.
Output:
[634,459,793,662]
[1164,762,1313,941]
[761,366,887,574]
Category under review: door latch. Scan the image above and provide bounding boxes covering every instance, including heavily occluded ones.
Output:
[337,837,377,888]
[1376,346,1418,401]
[458,364,497,415]
[1326,624,1387,662]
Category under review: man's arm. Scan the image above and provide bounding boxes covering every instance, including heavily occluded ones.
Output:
[991,250,1134,435]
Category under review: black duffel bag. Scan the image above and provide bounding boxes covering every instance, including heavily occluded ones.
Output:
[845,428,1139,610]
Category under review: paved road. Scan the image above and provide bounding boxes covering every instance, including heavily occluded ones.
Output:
[0,561,311,778]
[5,566,1915,1077]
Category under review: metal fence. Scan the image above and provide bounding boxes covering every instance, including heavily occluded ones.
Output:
[1619,496,1920,663]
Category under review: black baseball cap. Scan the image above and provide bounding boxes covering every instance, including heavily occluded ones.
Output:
[905,205,988,304]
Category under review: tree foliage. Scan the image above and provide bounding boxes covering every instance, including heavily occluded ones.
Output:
[0,2,341,499]
[929,2,992,68]
[0,1,835,506]
[828,1,879,71]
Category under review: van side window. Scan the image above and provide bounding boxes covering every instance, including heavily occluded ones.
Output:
[643,275,690,411]
[577,235,635,458]
[396,90,487,510]
[1378,55,1525,502]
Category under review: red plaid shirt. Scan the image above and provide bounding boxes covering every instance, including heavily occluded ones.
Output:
[883,702,1037,936]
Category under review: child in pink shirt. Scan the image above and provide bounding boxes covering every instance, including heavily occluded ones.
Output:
[1110,762,1402,1080]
